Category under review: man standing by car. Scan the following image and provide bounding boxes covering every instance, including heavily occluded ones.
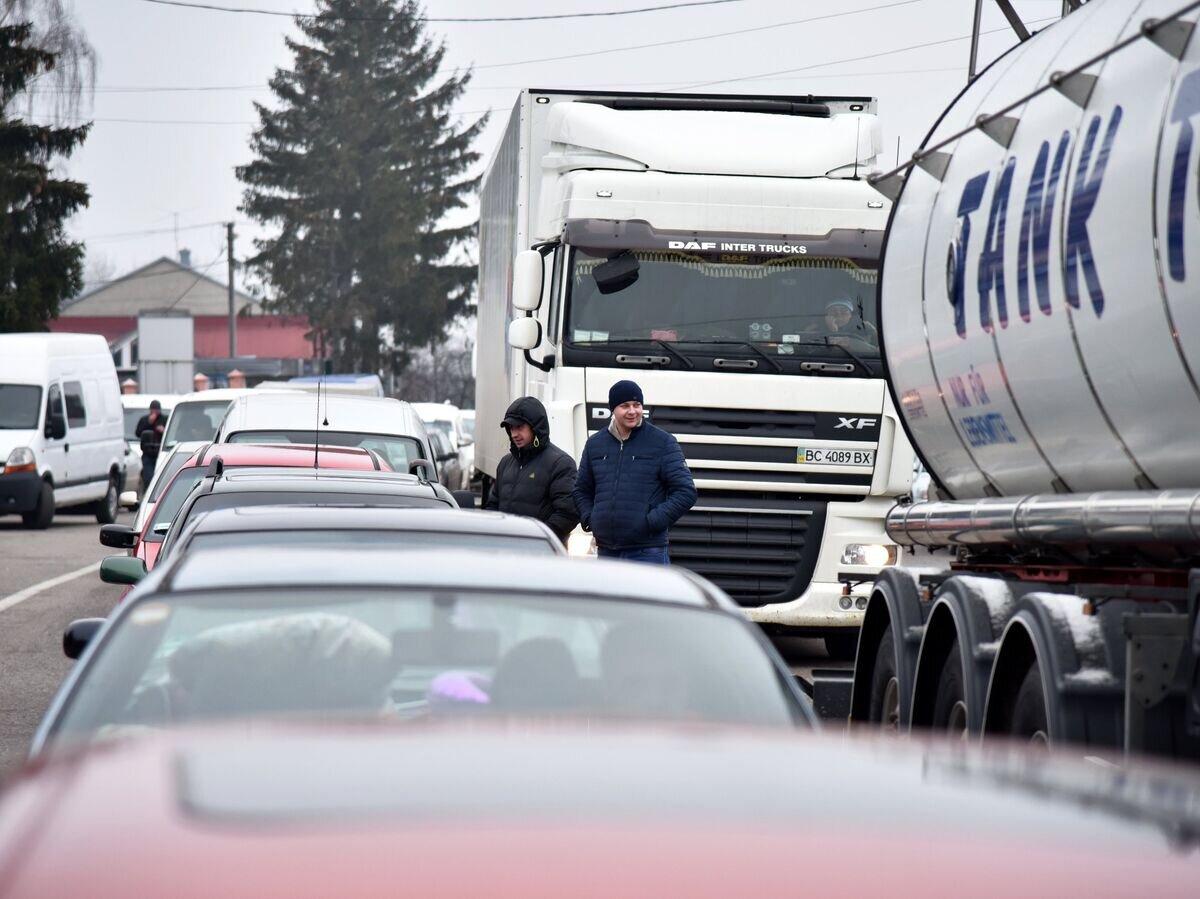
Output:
[574,380,696,564]
[485,396,579,545]
[135,400,168,491]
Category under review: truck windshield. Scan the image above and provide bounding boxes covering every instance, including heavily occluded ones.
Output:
[0,384,42,430]
[566,247,879,359]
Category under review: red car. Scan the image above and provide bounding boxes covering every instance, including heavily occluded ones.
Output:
[1,725,1197,897]
[98,442,391,576]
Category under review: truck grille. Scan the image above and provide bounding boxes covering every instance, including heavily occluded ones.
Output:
[668,497,827,606]
[650,405,818,439]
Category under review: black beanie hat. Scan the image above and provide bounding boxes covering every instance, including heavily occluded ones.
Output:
[608,379,644,410]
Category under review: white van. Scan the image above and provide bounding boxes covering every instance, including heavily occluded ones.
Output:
[214,393,437,479]
[0,334,127,528]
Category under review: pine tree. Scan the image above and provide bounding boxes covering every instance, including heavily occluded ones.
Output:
[238,0,485,375]
[0,20,89,332]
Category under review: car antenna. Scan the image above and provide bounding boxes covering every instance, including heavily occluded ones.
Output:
[313,375,322,471]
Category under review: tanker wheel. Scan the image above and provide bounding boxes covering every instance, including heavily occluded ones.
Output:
[1011,664,1050,747]
[931,643,969,739]
[868,630,901,732]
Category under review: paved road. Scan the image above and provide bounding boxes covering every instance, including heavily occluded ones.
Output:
[0,510,129,776]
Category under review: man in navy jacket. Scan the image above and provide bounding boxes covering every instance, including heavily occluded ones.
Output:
[574,380,697,564]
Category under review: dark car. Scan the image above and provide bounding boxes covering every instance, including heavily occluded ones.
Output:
[168,505,566,557]
[5,725,1199,897]
[36,548,816,752]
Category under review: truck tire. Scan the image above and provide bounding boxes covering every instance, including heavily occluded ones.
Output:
[868,630,901,731]
[1011,664,1050,747]
[21,481,54,530]
[94,475,119,524]
[824,632,859,661]
[931,643,968,738]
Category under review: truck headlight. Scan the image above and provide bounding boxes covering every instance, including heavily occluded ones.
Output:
[3,447,37,475]
[841,543,898,567]
[567,530,597,559]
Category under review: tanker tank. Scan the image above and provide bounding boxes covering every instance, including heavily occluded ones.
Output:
[880,0,1200,505]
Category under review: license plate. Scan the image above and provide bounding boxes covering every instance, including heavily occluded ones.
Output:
[796,447,875,467]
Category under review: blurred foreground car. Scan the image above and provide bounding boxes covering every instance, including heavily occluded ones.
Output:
[5,726,1199,897]
[37,548,814,752]
[169,505,565,557]
[100,443,393,582]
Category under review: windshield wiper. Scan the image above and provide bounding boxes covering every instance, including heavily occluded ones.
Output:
[675,339,783,373]
[600,337,695,370]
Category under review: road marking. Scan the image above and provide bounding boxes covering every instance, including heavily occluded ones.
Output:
[0,562,103,615]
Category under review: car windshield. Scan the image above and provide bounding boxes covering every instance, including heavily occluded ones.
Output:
[51,588,803,742]
[424,420,456,444]
[0,384,42,430]
[461,415,474,438]
[147,467,207,542]
[187,531,555,554]
[227,430,422,472]
[147,450,193,503]
[122,408,144,442]
[163,401,231,448]
[567,246,879,358]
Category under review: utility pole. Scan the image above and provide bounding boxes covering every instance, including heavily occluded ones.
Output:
[226,222,236,359]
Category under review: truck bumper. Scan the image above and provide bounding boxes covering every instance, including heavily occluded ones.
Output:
[0,470,42,515]
[743,496,902,630]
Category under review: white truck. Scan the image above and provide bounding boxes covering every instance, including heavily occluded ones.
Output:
[475,90,915,657]
[848,0,1200,759]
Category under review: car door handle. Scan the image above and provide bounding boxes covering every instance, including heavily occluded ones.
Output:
[64,444,70,453]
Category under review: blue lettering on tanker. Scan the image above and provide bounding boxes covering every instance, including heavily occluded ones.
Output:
[978,158,1016,333]
[1017,132,1069,322]
[1064,106,1121,317]
[961,412,1017,447]
[950,173,990,338]
[1167,69,1200,282]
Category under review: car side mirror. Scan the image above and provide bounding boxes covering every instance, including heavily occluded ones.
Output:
[99,555,147,586]
[452,490,476,509]
[45,414,66,440]
[459,435,474,447]
[511,249,544,311]
[63,618,106,660]
[99,524,139,549]
[119,491,140,510]
[409,459,435,482]
[508,317,541,351]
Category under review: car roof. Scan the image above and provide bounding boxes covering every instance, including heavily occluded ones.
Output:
[220,393,426,437]
[151,546,713,606]
[120,394,179,410]
[6,725,1198,897]
[409,402,461,423]
[181,443,386,471]
[179,505,557,541]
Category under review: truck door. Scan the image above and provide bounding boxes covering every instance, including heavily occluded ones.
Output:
[42,382,68,489]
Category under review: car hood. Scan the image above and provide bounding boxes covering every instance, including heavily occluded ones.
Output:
[3,724,1198,896]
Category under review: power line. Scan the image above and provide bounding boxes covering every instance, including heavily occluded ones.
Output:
[137,0,747,23]
[673,16,1060,91]
[471,0,922,70]
[83,220,238,241]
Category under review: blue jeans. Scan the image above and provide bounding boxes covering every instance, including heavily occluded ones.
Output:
[598,545,670,565]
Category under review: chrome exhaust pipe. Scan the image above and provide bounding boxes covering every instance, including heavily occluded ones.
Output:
[887,490,1200,548]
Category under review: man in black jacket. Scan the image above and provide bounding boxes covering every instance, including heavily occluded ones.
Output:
[135,400,168,492]
[485,396,579,544]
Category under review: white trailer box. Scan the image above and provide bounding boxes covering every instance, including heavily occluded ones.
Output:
[476,90,914,654]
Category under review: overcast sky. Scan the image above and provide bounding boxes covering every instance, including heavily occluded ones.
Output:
[60,0,1065,292]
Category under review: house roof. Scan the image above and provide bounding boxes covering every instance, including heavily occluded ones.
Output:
[62,256,259,318]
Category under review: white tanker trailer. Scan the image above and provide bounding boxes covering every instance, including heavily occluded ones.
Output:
[848,0,1200,758]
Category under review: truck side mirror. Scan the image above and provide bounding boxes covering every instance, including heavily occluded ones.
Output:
[508,317,542,351]
[511,250,544,311]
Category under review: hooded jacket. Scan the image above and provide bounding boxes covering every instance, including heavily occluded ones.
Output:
[573,417,697,551]
[484,397,579,541]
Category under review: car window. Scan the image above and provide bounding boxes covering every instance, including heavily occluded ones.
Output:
[227,430,423,473]
[147,451,193,503]
[187,531,555,554]
[146,468,207,542]
[64,381,87,428]
[123,408,144,442]
[51,589,803,742]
